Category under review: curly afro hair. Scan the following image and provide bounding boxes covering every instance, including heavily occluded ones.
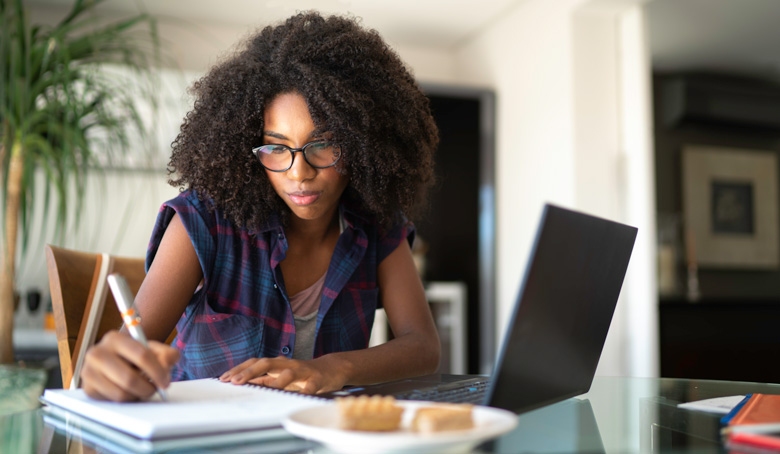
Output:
[168,11,439,229]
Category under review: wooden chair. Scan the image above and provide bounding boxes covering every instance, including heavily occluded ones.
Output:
[45,244,147,389]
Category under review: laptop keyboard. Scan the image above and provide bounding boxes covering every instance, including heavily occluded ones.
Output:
[392,379,491,404]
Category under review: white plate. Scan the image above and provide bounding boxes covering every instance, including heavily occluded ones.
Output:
[282,401,518,454]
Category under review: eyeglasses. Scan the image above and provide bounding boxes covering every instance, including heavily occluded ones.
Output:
[252,140,342,172]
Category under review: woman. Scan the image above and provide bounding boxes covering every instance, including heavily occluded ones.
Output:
[81,11,440,401]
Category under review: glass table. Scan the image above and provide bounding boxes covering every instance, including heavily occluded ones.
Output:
[3,376,779,453]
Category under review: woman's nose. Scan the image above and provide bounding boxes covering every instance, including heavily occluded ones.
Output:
[286,151,316,181]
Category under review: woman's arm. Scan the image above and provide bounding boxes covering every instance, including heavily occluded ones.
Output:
[133,213,203,342]
[80,213,202,401]
[220,239,440,394]
[345,237,441,381]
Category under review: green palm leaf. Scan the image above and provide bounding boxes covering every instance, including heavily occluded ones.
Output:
[0,0,160,363]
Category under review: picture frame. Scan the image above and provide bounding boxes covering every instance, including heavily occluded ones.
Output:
[682,145,779,269]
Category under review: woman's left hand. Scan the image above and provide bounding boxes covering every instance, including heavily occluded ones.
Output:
[219,356,349,394]
[219,240,439,394]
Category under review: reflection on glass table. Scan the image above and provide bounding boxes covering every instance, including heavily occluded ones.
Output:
[4,376,780,453]
[485,398,604,453]
[0,365,47,417]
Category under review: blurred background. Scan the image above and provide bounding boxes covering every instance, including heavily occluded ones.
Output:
[11,0,780,387]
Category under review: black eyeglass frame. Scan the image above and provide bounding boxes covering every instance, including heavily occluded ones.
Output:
[251,140,342,172]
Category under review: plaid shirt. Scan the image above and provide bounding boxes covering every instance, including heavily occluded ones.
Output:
[146,191,413,381]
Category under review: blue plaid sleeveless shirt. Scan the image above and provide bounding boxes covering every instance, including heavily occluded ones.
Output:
[146,191,413,381]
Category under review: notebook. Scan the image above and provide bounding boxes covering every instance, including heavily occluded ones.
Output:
[320,203,638,414]
[41,377,328,443]
[722,394,780,434]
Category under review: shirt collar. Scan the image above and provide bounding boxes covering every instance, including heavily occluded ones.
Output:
[257,212,283,234]
[339,199,370,232]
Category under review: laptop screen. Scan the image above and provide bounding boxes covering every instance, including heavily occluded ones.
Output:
[487,204,637,413]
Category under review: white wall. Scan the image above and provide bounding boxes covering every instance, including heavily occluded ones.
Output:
[453,0,658,377]
[615,6,659,378]
[393,45,461,85]
[455,0,580,340]
[15,169,180,328]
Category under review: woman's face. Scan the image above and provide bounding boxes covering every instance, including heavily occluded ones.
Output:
[262,92,349,225]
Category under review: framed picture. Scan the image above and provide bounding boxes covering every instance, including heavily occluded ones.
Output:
[682,145,779,269]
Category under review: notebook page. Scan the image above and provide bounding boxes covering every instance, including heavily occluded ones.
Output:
[151,378,272,402]
[41,378,327,439]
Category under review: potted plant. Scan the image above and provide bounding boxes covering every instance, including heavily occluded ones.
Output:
[0,0,159,364]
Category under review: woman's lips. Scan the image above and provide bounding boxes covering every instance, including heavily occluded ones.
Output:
[288,191,321,206]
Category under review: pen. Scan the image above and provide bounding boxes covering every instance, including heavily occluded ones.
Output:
[107,273,169,402]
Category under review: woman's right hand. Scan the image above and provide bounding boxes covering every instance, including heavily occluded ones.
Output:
[80,330,179,402]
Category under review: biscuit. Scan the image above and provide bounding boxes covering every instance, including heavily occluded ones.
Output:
[411,404,474,433]
[336,395,404,431]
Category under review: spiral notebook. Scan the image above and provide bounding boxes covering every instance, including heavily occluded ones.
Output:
[41,378,327,441]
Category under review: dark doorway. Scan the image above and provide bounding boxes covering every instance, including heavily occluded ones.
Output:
[419,85,495,374]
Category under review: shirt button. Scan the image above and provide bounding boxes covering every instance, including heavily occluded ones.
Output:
[273,284,277,289]
[281,346,290,355]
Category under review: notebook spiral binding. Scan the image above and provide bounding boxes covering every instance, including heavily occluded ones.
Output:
[210,377,331,402]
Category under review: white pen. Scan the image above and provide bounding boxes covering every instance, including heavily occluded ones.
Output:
[107,273,169,401]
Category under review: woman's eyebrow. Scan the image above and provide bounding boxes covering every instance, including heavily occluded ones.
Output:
[263,130,288,140]
[263,130,323,141]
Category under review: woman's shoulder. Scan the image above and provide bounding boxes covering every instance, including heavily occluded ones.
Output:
[162,190,233,226]
[166,190,283,235]
[163,189,212,212]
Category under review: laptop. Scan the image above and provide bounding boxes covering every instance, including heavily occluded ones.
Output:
[320,203,638,414]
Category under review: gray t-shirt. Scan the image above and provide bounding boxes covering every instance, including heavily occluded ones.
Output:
[292,311,318,360]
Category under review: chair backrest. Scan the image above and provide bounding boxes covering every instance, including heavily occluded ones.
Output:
[45,244,147,389]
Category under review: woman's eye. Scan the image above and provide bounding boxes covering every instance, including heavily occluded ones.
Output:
[267,145,289,155]
[309,142,331,153]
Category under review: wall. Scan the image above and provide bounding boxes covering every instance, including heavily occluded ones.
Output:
[455,0,579,342]
[452,0,657,377]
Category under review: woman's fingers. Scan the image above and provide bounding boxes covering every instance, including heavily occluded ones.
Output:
[219,358,251,381]
[109,333,173,390]
[81,366,142,402]
[80,331,176,401]
[247,374,277,387]
[220,358,267,383]
[269,368,297,389]
[218,357,332,394]
[148,341,180,386]
[221,357,290,384]
[82,340,156,401]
